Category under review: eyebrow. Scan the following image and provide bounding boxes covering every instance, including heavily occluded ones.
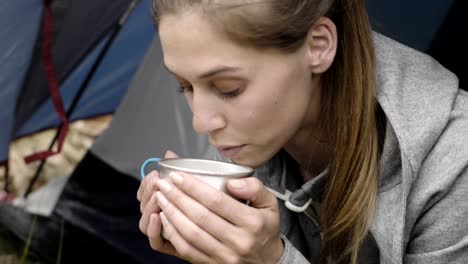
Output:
[164,64,241,79]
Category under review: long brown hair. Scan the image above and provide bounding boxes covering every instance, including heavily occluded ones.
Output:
[152,1,378,263]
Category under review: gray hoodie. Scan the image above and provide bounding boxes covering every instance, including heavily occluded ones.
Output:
[253,33,468,263]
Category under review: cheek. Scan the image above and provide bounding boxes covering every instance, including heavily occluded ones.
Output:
[233,95,290,137]
[247,110,257,121]
[234,77,310,134]
[233,106,264,132]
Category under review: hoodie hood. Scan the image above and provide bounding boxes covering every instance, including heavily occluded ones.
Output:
[263,33,467,264]
[373,33,459,183]
[258,32,461,213]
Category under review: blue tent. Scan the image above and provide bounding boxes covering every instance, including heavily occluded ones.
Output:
[1,0,155,196]
[0,1,187,263]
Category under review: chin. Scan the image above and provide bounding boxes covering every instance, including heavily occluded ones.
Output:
[231,152,270,169]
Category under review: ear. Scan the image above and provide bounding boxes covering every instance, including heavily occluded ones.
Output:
[306,17,337,74]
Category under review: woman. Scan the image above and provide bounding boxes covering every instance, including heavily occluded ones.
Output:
[137,0,468,263]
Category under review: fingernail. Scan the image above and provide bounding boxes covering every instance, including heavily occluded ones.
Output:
[156,191,168,206]
[165,150,177,158]
[157,179,171,193]
[229,179,245,189]
[169,172,183,185]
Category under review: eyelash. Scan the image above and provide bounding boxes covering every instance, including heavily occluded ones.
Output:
[178,85,192,94]
[178,85,241,100]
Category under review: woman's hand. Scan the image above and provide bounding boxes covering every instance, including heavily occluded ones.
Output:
[137,150,178,240]
[141,167,284,264]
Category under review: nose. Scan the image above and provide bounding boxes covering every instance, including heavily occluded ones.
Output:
[190,93,226,134]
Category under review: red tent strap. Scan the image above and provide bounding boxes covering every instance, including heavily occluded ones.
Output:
[24,0,69,164]
[0,191,16,203]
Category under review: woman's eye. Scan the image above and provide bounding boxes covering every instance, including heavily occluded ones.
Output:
[212,80,243,100]
[178,84,193,94]
[218,88,241,100]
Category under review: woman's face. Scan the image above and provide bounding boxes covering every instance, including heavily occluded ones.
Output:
[159,12,322,168]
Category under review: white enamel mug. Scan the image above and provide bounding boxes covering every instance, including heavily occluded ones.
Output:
[140,158,254,193]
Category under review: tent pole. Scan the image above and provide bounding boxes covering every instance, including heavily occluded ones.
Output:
[24,136,56,197]
[24,0,140,198]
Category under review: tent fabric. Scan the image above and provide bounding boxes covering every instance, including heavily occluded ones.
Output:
[14,0,133,132]
[0,157,182,264]
[366,0,455,51]
[55,152,186,263]
[366,0,466,89]
[0,0,155,215]
[4,115,112,215]
[22,0,70,164]
[427,0,467,89]
[16,0,155,137]
[1,0,155,163]
[0,0,43,163]
[0,204,140,263]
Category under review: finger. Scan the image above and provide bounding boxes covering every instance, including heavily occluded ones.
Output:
[157,177,250,252]
[140,191,161,234]
[140,171,160,210]
[147,213,178,256]
[167,172,256,226]
[137,170,152,201]
[139,149,177,201]
[138,173,149,205]
[147,213,163,248]
[227,177,278,211]
[164,150,179,158]
[139,150,177,202]
[159,212,212,263]
[157,191,233,261]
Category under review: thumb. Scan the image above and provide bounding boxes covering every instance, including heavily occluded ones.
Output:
[227,177,277,210]
[164,150,179,159]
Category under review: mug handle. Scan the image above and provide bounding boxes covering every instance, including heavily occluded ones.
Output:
[140,158,161,179]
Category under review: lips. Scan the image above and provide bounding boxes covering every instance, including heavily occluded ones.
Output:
[216,145,245,158]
